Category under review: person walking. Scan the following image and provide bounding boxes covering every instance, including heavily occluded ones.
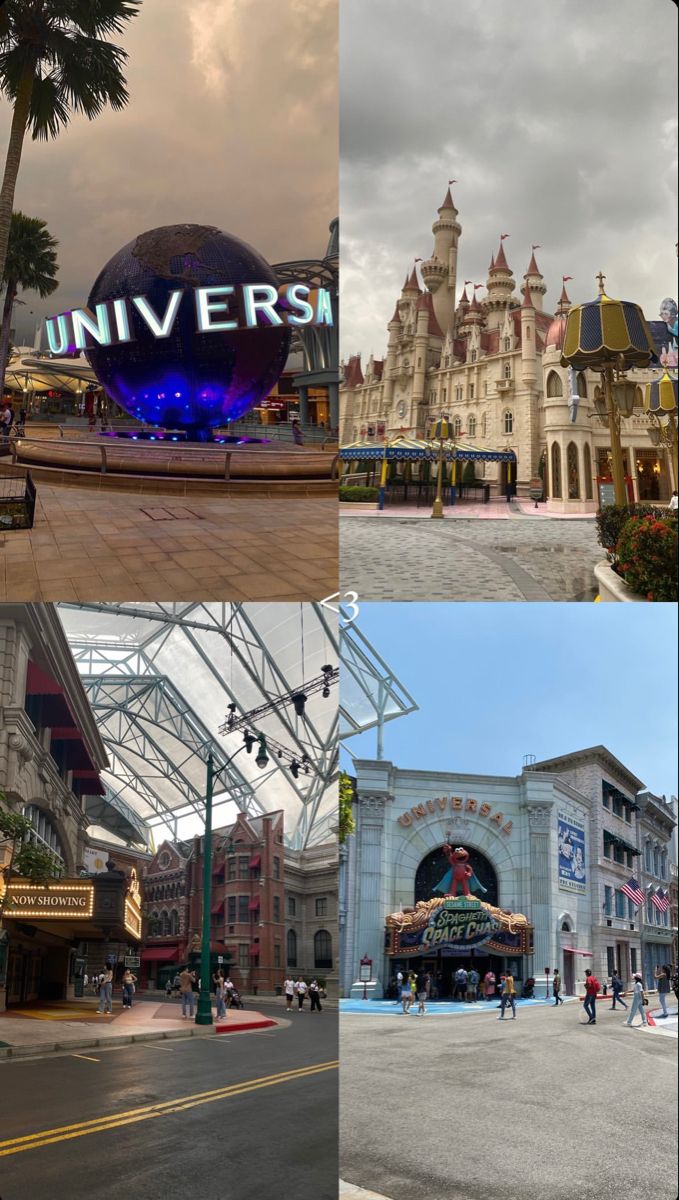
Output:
[97,968,113,1014]
[309,980,323,1012]
[213,969,226,1020]
[583,968,600,1024]
[121,968,137,1009]
[284,976,295,1011]
[625,972,648,1027]
[609,971,628,1010]
[552,969,564,1006]
[484,970,496,1001]
[654,965,671,1017]
[395,969,404,1004]
[295,978,308,1010]
[498,972,517,1020]
[291,419,304,446]
[453,966,468,1001]
[224,976,235,1007]
[467,968,480,1002]
[179,967,197,1019]
[416,979,427,1015]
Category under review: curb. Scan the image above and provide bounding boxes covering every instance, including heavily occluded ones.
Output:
[215,1017,278,1034]
[340,1182,395,1200]
[0,1025,217,1061]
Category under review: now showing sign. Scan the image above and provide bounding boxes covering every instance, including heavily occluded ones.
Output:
[5,881,95,920]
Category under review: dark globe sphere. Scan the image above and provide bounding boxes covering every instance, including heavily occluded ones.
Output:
[85,224,291,436]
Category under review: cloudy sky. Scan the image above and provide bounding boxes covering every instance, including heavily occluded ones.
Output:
[340,0,677,359]
[1,0,337,344]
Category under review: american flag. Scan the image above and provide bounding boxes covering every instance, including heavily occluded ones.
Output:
[621,877,644,906]
[651,888,670,913]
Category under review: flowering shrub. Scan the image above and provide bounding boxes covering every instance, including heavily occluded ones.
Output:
[615,515,678,602]
[595,504,668,562]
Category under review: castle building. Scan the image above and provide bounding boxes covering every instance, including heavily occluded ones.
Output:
[340,186,674,510]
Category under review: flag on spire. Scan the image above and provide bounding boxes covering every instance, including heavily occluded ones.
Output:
[474,283,483,290]
[500,233,510,240]
[532,244,541,250]
[621,877,644,906]
[448,179,457,185]
[563,275,573,282]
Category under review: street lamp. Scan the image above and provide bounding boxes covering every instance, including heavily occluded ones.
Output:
[430,416,453,519]
[195,732,269,1026]
[644,372,678,490]
[561,273,656,506]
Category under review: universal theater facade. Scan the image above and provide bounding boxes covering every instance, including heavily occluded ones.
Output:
[342,747,676,999]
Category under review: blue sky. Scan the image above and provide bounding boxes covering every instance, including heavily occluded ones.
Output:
[341,603,678,799]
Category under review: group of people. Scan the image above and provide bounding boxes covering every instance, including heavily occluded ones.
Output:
[0,400,25,440]
[90,967,137,1013]
[283,977,325,1011]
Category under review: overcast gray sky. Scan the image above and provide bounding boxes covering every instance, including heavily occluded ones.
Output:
[340,0,677,359]
[2,0,337,343]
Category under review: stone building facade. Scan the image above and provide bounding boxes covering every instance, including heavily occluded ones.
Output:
[636,791,676,986]
[340,186,674,510]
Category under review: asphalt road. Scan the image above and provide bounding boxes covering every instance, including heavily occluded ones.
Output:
[0,1002,337,1200]
[340,1003,678,1200]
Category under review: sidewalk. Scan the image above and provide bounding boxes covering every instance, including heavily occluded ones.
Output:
[0,996,280,1059]
[340,1182,394,1200]
[340,499,595,520]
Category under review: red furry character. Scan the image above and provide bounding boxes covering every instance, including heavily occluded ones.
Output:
[444,845,474,897]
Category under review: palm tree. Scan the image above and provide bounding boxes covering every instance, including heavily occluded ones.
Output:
[0,211,58,398]
[0,0,141,287]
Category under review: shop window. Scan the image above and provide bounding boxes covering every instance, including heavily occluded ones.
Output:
[287,929,297,967]
[468,415,476,437]
[604,887,613,916]
[288,896,297,917]
[314,929,333,970]
[567,442,580,499]
[584,444,593,499]
[315,897,328,917]
[547,370,563,396]
[614,891,625,918]
[504,410,513,435]
[273,895,281,921]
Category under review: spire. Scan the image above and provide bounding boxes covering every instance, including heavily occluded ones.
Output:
[521,280,534,310]
[389,300,402,325]
[416,289,443,337]
[459,286,469,305]
[525,250,541,277]
[494,239,510,272]
[557,281,571,314]
[404,264,421,292]
[440,186,456,211]
[488,253,495,273]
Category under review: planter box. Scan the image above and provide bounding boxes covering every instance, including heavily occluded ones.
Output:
[594,560,646,602]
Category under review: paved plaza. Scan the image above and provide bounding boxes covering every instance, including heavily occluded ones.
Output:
[340,1001,678,1200]
[340,513,602,601]
[0,485,337,601]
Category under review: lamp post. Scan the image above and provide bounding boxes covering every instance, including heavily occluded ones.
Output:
[430,416,453,519]
[195,732,269,1026]
[561,273,656,506]
[644,372,678,490]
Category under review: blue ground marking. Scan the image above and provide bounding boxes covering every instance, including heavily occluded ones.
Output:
[340,997,579,1015]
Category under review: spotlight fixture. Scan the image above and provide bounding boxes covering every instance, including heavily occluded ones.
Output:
[321,664,334,698]
[243,731,256,754]
[292,692,307,717]
[255,735,269,770]
[226,702,237,730]
[290,759,300,779]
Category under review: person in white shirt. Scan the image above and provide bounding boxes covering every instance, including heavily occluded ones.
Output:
[284,977,295,1011]
[625,972,648,1028]
[395,970,404,1003]
[668,491,678,512]
[295,978,308,1010]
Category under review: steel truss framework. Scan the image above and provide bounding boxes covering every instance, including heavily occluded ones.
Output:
[339,621,418,759]
[59,603,339,850]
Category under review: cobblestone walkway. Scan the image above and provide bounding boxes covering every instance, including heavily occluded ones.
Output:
[340,516,601,601]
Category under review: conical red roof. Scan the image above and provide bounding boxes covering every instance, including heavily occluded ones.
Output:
[416,289,443,337]
[526,250,541,277]
[344,355,364,387]
[488,254,495,273]
[494,240,510,271]
[521,281,534,310]
[405,265,420,291]
[559,282,571,306]
[440,186,456,211]
[389,301,402,325]
[459,287,469,305]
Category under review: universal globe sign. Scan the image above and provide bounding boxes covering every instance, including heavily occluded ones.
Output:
[45,224,333,438]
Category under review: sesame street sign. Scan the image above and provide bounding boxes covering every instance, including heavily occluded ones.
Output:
[408,898,500,951]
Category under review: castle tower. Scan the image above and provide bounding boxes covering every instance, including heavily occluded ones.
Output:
[520,281,537,385]
[523,248,546,312]
[483,238,516,330]
[420,186,462,337]
[383,301,402,406]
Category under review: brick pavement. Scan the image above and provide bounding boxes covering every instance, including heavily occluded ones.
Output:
[0,485,337,601]
[340,515,602,601]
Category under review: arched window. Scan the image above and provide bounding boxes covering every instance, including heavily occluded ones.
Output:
[314,930,333,969]
[468,415,476,437]
[170,909,180,935]
[561,921,571,932]
[453,416,462,436]
[551,442,562,498]
[503,410,513,435]
[161,910,170,936]
[577,372,588,398]
[653,847,660,876]
[583,443,593,500]
[503,362,512,379]
[150,911,160,935]
[415,846,499,907]
[547,371,563,397]
[481,413,487,438]
[469,384,475,399]
[567,441,580,499]
[287,929,297,967]
[645,841,652,873]
[22,806,65,871]
[661,850,667,879]
[504,337,511,352]
[470,350,477,363]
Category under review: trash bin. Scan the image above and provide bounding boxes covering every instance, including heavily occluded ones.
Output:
[275,985,283,996]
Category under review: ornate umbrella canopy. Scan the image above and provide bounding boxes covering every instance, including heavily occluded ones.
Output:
[644,371,678,414]
[561,288,656,370]
[340,434,516,464]
[430,416,454,440]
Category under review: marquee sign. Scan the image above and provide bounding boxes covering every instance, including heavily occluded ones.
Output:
[4,882,95,920]
[396,795,513,836]
[386,896,533,958]
[124,869,143,941]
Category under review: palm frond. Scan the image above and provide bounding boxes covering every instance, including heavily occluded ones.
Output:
[27,72,70,140]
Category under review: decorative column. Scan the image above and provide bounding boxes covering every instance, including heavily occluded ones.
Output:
[328,382,339,433]
[350,793,389,998]
[297,384,309,424]
[526,803,553,991]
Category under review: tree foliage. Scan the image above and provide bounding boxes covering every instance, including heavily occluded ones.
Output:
[339,771,356,844]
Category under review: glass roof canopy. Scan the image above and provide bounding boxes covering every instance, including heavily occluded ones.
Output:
[58,603,339,851]
[339,620,418,757]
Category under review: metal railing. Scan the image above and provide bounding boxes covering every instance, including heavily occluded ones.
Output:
[0,463,37,529]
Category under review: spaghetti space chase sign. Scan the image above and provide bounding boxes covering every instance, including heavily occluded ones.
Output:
[45,282,333,354]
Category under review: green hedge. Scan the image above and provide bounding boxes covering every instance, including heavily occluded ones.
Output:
[595,504,674,561]
[339,486,379,502]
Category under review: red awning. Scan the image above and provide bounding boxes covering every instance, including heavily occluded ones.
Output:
[563,947,593,956]
[249,945,260,956]
[249,855,261,869]
[248,897,260,911]
[141,946,180,962]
